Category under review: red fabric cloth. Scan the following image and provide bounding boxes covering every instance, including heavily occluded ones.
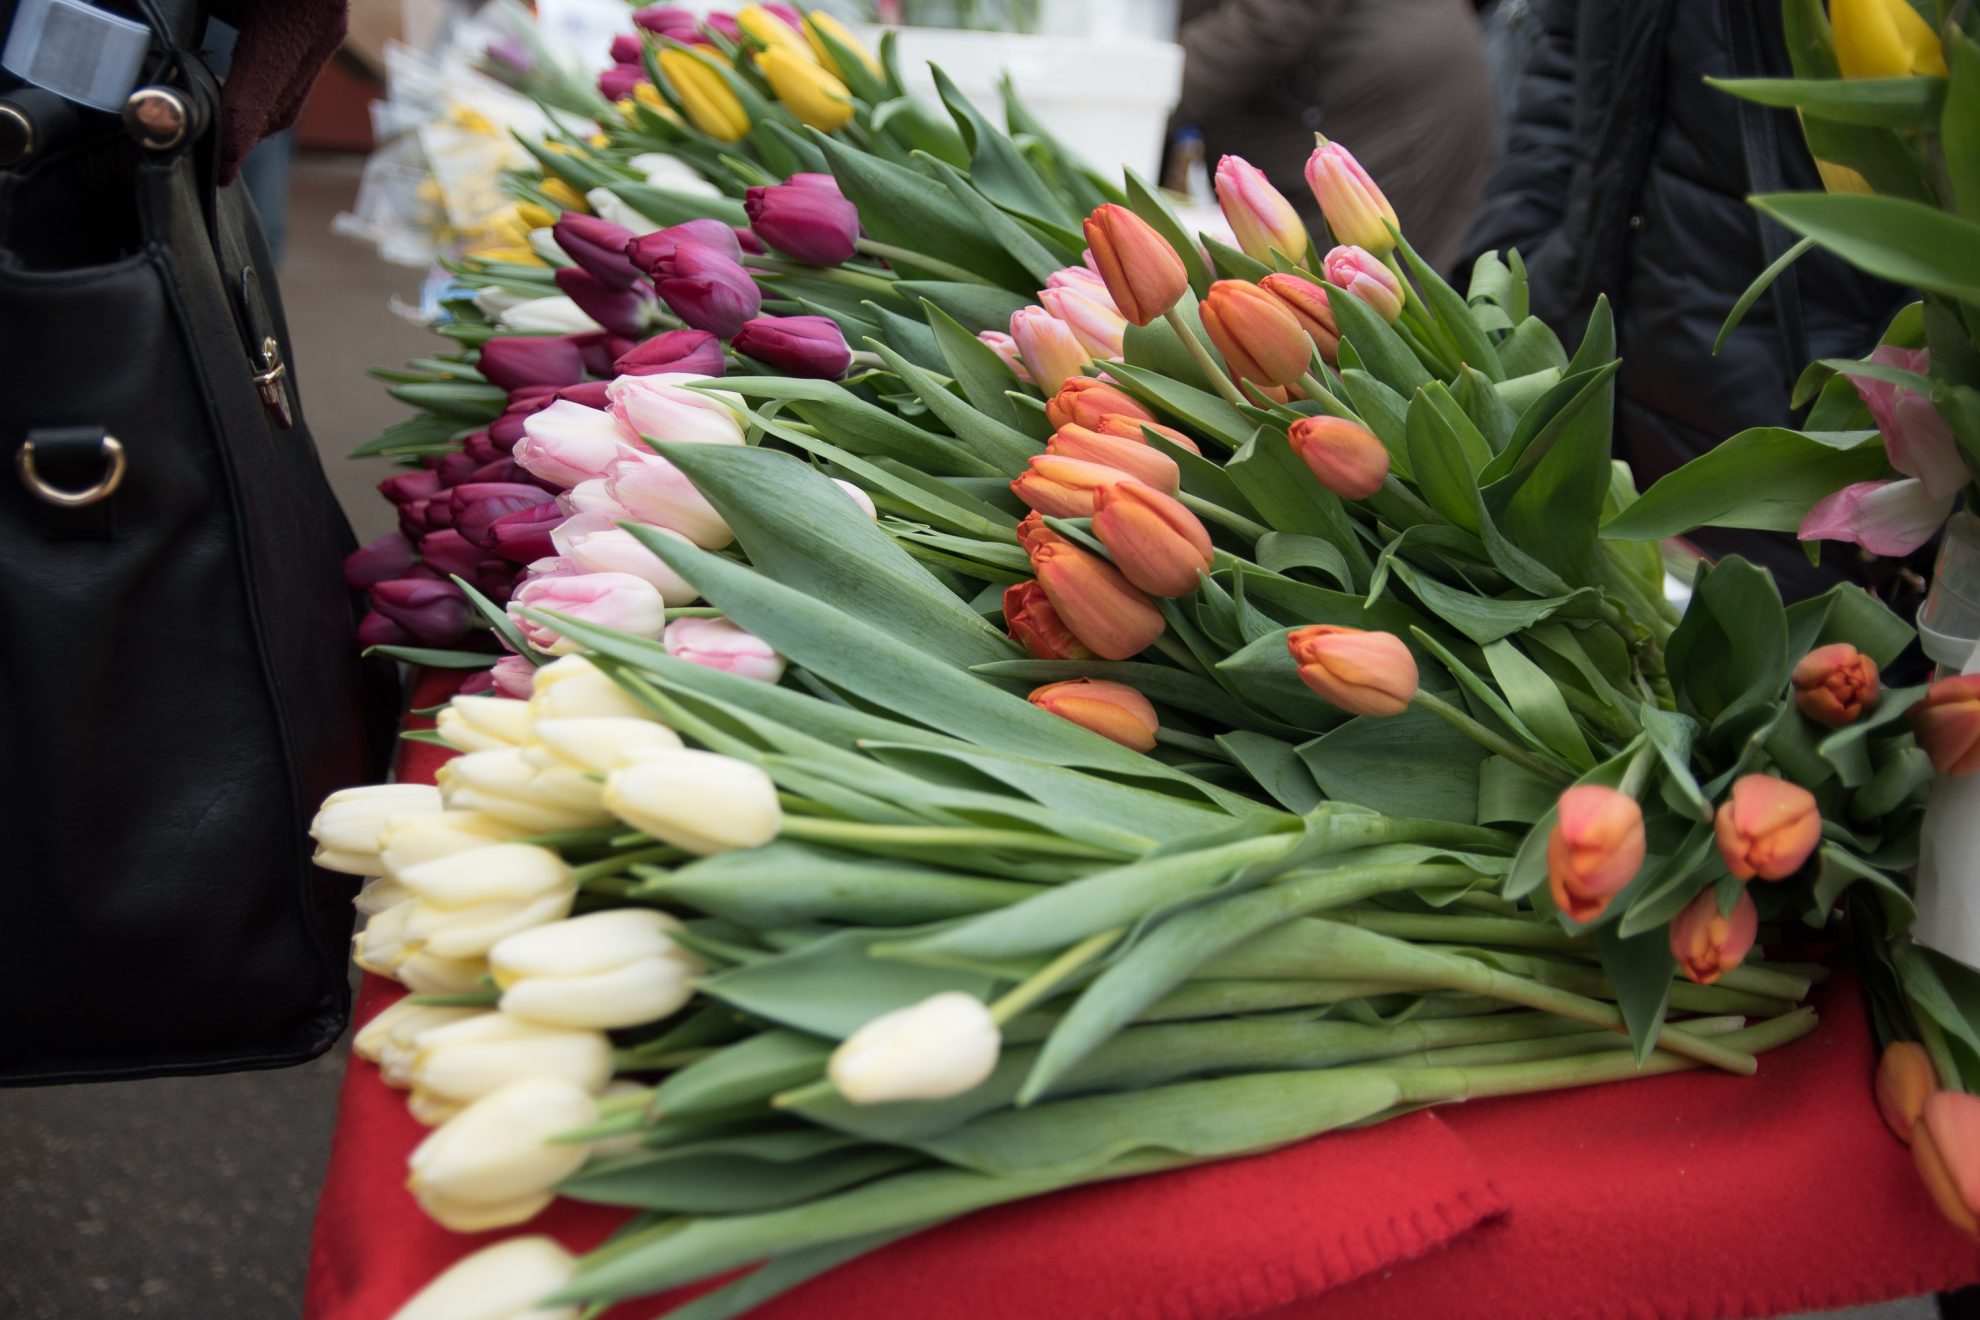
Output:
[305,673,1980,1319]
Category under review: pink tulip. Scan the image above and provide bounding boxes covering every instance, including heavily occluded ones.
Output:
[1214,154,1310,265]
[1010,306,1090,393]
[345,533,417,589]
[1304,138,1398,256]
[449,482,558,549]
[626,219,742,279]
[1799,478,1953,556]
[1046,264,1117,304]
[1040,285,1127,360]
[553,213,641,288]
[633,6,697,35]
[477,337,586,393]
[833,478,878,519]
[731,315,851,379]
[508,570,668,655]
[598,62,645,102]
[490,654,538,698]
[1848,347,1966,500]
[607,452,734,548]
[606,374,747,448]
[978,330,1033,383]
[516,399,639,489]
[553,511,700,604]
[744,179,860,265]
[1322,245,1404,324]
[614,329,726,378]
[654,244,761,337]
[609,33,645,65]
[554,266,654,339]
[559,478,635,522]
[663,615,786,682]
[372,578,473,645]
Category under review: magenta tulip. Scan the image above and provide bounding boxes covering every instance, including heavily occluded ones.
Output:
[633,6,697,34]
[345,533,417,589]
[449,482,558,549]
[556,380,614,410]
[569,331,636,377]
[744,179,859,265]
[731,315,850,378]
[598,62,645,103]
[626,219,742,279]
[609,33,645,65]
[461,431,503,465]
[414,529,486,582]
[1799,478,1953,556]
[478,336,586,393]
[485,500,568,565]
[614,328,726,378]
[655,244,761,337]
[357,610,411,649]
[379,468,444,507]
[554,266,653,339]
[553,213,642,288]
[1848,346,1965,500]
[371,578,472,645]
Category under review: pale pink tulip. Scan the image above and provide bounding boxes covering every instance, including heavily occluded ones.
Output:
[1010,306,1090,393]
[559,478,635,522]
[977,331,1034,383]
[832,478,878,519]
[1799,478,1953,556]
[1040,285,1128,360]
[515,400,639,489]
[1846,348,1966,500]
[663,616,786,682]
[606,373,747,449]
[1322,245,1405,324]
[553,511,700,604]
[508,571,668,655]
[1214,155,1310,264]
[606,452,734,548]
[490,655,538,698]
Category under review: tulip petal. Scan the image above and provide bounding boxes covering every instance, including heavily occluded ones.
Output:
[1799,478,1952,557]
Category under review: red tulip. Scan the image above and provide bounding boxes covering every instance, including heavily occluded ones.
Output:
[1002,580,1093,661]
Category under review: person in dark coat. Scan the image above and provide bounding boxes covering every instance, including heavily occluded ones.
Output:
[1460,0,1912,599]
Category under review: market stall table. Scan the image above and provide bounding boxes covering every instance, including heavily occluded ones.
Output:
[305,678,1980,1320]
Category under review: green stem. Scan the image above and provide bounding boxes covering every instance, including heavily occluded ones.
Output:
[664,605,727,620]
[1162,305,1253,412]
[745,252,903,297]
[1296,371,1349,413]
[1179,491,1270,541]
[1412,689,1572,785]
[990,928,1121,1025]
[408,988,500,1008]
[779,815,1131,861]
[853,238,993,287]
[572,845,676,885]
[1618,741,1657,798]
[1332,909,1590,952]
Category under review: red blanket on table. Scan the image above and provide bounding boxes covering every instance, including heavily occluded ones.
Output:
[305,674,1980,1320]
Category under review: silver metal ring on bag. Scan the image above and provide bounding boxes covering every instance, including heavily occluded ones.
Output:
[17,435,126,507]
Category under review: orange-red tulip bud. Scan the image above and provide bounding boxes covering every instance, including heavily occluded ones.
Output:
[1912,674,1980,776]
[1286,625,1418,717]
[1913,1090,1980,1238]
[1002,580,1092,661]
[1714,774,1821,881]
[1082,203,1189,327]
[1878,1041,1938,1145]
[1048,424,1181,493]
[1668,886,1758,986]
[1023,517,1166,660]
[1287,415,1388,500]
[1791,642,1880,726]
[1091,413,1202,454]
[1200,279,1312,388]
[1011,454,1129,518]
[1258,272,1340,363]
[1027,678,1159,751]
[1546,784,1646,924]
[1091,480,1214,598]
[1045,377,1154,431]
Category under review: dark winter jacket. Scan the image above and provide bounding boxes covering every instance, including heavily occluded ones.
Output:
[1460,0,1908,596]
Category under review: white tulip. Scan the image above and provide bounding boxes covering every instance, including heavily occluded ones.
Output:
[585,186,658,235]
[351,901,486,993]
[490,910,702,1030]
[396,843,578,959]
[354,875,413,916]
[498,293,599,334]
[528,655,652,722]
[354,999,486,1090]
[437,748,615,832]
[525,718,683,776]
[828,992,1001,1104]
[381,812,531,880]
[628,152,722,197]
[436,696,536,753]
[397,947,494,996]
[526,227,566,267]
[602,749,782,856]
[311,784,445,875]
[389,1235,580,1320]
[470,284,537,318]
[408,1012,612,1125]
[407,1077,596,1232]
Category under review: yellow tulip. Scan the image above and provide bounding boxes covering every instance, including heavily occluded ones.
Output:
[539,177,589,213]
[657,47,751,141]
[513,201,557,231]
[738,6,815,64]
[804,11,882,82]
[1831,0,1949,79]
[631,80,682,125]
[761,46,854,132]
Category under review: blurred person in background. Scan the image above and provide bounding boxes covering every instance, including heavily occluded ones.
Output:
[1169,0,1494,272]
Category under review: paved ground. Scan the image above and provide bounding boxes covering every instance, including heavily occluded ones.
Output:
[0,154,1948,1320]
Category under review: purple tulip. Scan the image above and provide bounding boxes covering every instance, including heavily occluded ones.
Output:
[554,266,654,339]
[656,244,761,337]
[433,452,480,488]
[460,431,503,465]
[490,395,555,448]
[485,501,568,565]
[396,500,434,541]
[370,578,472,645]
[484,38,533,77]
[732,314,851,379]
[553,213,642,288]
[456,669,499,696]
[598,62,646,103]
[357,609,412,649]
[745,179,860,266]
[734,226,766,255]
[555,380,615,409]
[570,331,638,377]
[614,328,726,378]
[785,172,843,193]
[633,5,698,34]
[378,468,444,507]
[469,457,546,487]
[763,4,805,31]
[609,33,645,65]
[478,336,587,393]
[704,12,741,41]
[449,481,558,548]
[345,533,417,590]
[626,219,742,279]
[416,528,487,581]
[490,654,537,698]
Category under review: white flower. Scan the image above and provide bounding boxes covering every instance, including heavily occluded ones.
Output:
[498,294,599,334]
[311,784,445,875]
[585,186,659,235]
[524,717,683,776]
[629,152,722,197]
[350,900,487,994]
[491,909,702,1030]
[407,1012,612,1125]
[380,812,530,881]
[395,842,578,959]
[389,1235,580,1320]
[828,992,1001,1104]
[353,999,487,1090]
[528,655,653,722]
[354,875,413,916]
[406,1077,596,1232]
[436,695,536,753]
[436,748,615,833]
[602,749,782,855]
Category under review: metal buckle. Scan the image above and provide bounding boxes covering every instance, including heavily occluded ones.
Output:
[17,434,126,507]
[253,336,293,427]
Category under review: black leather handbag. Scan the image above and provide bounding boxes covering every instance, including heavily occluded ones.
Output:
[0,0,396,1083]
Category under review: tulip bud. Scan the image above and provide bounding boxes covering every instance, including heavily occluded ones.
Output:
[1003,580,1094,661]
[761,47,853,131]
[1304,138,1400,256]
[529,655,651,722]
[829,991,1001,1104]
[552,265,654,339]
[355,875,413,916]
[804,11,881,82]
[1011,453,1129,519]
[1214,154,1310,264]
[1322,245,1405,323]
[380,811,531,880]
[499,294,602,336]
[1023,518,1166,660]
[346,533,417,590]
[977,330,1033,383]
[435,694,535,753]
[1039,285,1128,360]
[606,452,734,548]
[1546,784,1647,924]
[554,514,700,604]
[833,478,878,519]
[1912,675,1980,776]
[525,719,683,783]
[598,61,645,104]
[394,841,580,959]
[1090,480,1214,598]
[1914,1090,1980,1239]
[552,212,640,289]
[477,336,587,393]
[1200,279,1312,387]
[1714,774,1822,881]
[1092,413,1202,455]
[490,908,703,1030]
[1028,679,1159,751]
[352,900,488,994]
[406,1077,596,1232]
[606,373,748,448]
[1832,0,1950,79]
[406,1010,611,1125]
[1668,886,1758,985]
[1791,642,1881,727]
[451,482,559,550]
[1286,624,1418,718]
[603,748,783,855]
[508,571,668,656]
[513,399,634,490]
[732,314,852,379]
[1878,1041,1938,1144]
[1288,415,1388,500]
[1047,424,1181,493]
[486,507,565,569]
[311,784,446,875]
[491,654,538,699]
[435,746,611,833]
[655,243,762,337]
[1255,272,1341,362]
[614,328,726,379]
[371,578,472,646]
[1046,377,1154,431]
[626,219,742,280]
[353,998,484,1090]
[1083,203,1190,326]
[738,5,812,62]
[656,47,750,141]
[1009,306,1091,394]
[744,179,860,266]
[663,615,787,682]
[388,1236,580,1320]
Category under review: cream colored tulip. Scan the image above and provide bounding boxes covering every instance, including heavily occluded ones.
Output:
[601,749,782,855]
[354,875,413,916]
[396,843,577,960]
[437,748,615,832]
[828,991,1000,1103]
[354,999,486,1090]
[351,901,487,993]
[490,909,702,1030]
[311,783,445,874]
[524,717,684,776]
[528,655,651,722]
[389,1235,580,1320]
[380,812,530,880]
[407,1012,612,1125]
[407,1077,596,1232]
[436,695,536,753]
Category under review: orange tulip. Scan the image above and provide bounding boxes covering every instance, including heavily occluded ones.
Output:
[1546,784,1646,924]
[1011,454,1129,518]
[1091,480,1214,598]
[1048,424,1181,494]
[1878,1041,1938,1145]
[1286,625,1417,717]
[1668,886,1758,986]
[1912,674,1980,776]
[1028,678,1159,751]
[1002,580,1093,661]
[1022,516,1166,660]
[1288,416,1388,500]
[1082,204,1189,327]
[1200,279,1312,388]
[1045,377,1153,431]
[1092,413,1202,455]
[1913,1091,1980,1239]
[1258,272,1340,363]
[1714,774,1821,881]
[1791,643,1880,726]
